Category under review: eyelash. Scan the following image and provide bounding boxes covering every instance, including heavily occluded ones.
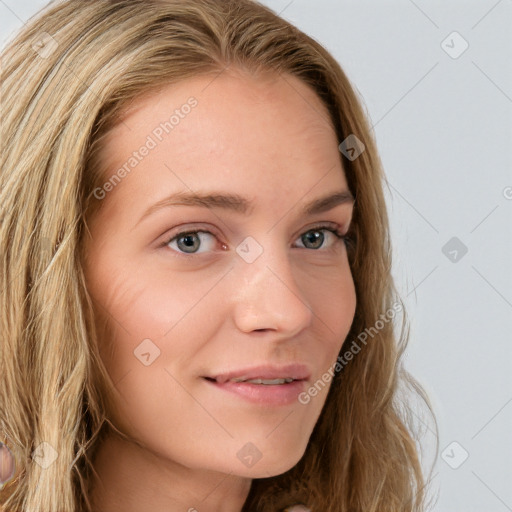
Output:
[161,223,351,257]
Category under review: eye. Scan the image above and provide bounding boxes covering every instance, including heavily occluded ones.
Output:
[165,230,218,255]
[293,224,347,251]
[161,223,349,256]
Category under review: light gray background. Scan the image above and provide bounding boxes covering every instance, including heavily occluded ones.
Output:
[1,1,511,510]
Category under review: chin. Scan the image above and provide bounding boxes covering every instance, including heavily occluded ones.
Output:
[232,445,307,479]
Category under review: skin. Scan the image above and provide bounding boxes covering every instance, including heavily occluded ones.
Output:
[0,442,15,485]
[83,67,356,512]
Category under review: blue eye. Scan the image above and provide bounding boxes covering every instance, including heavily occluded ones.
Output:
[162,224,348,256]
[165,230,217,255]
[295,226,347,250]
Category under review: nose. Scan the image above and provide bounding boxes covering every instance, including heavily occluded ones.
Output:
[231,240,314,337]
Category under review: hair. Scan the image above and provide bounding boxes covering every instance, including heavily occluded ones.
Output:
[0,0,439,510]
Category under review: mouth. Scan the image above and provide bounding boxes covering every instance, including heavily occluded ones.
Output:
[201,364,310,406]
[203,363,311,385]
[204,376,298,385]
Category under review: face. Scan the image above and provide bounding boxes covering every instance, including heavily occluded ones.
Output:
[83,68,356,479]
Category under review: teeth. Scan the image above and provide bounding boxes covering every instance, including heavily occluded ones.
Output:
[229,377,294,385]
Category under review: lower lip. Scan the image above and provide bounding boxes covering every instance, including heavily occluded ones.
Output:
[203,378,306,406]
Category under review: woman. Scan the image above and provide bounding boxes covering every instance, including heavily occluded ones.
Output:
[0,0,438,510]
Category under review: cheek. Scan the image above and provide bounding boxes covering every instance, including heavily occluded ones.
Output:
[307,264,356,334]
[305,265,357,382]
[87,260,224,378]
[88,270,224,441]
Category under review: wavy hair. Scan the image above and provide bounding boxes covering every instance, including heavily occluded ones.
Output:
[0,0,438,510]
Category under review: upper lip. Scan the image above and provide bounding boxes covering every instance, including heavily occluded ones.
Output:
[205,363,311,384]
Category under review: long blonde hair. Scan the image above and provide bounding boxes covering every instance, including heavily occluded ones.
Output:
[0,0,438,510]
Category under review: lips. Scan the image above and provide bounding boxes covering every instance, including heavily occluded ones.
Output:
[204,363,311,384]
[202,363,310,406]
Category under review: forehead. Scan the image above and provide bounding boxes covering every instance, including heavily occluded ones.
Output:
[93,69,349,221]
[105,67,339,157]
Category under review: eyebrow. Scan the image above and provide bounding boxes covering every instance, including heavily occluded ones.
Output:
[137,189,354,226]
